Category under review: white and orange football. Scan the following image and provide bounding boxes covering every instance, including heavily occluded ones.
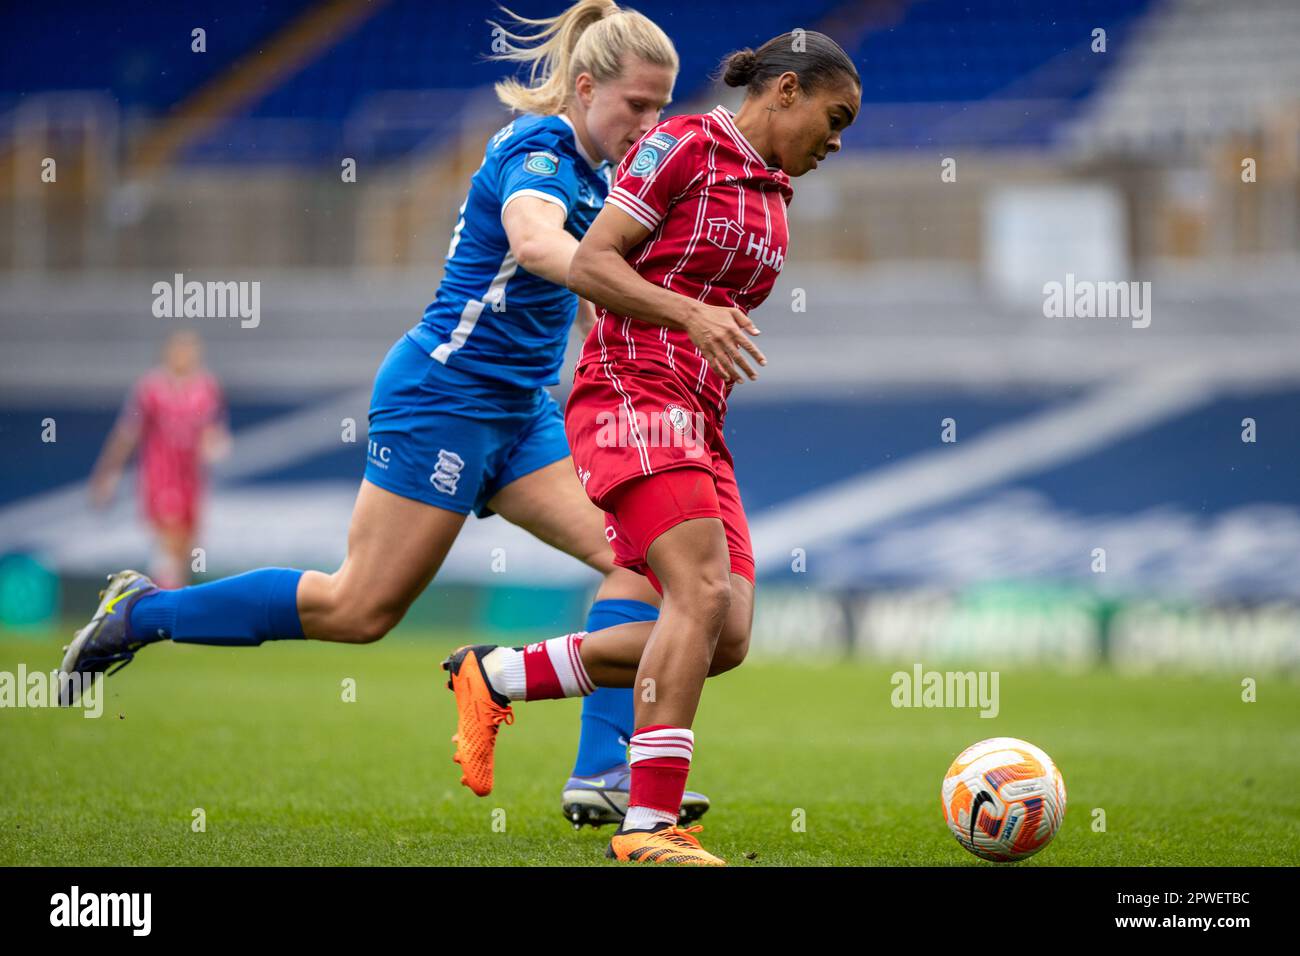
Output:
[941,737,1067,862]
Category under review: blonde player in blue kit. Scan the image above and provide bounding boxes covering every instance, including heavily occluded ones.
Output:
[59,0,709,828]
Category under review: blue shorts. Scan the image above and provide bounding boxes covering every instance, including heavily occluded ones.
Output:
[364,332,571,517]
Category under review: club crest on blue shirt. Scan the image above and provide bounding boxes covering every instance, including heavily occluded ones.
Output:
[523,150,560,176]
[629,132,678,177]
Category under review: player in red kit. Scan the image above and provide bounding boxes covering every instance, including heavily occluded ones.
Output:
[90,331,230,588]
[441,31,860,864]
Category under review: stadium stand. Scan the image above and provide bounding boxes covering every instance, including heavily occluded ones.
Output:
[1067,0,1300,152]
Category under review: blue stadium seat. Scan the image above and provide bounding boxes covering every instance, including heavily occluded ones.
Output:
[0,0,1158,160]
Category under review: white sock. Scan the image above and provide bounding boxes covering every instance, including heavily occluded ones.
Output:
[622,727,695,832]
[480,647,526,700]
[479,633,592,702]
[623,805,677,831]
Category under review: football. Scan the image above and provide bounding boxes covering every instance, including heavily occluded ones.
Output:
[941,737,1067,862]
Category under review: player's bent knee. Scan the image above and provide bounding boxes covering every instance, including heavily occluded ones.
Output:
[681,571,732,630]
[707,577,754,676]
[346,617,395,644]
[660,573,731,640]
[707,622,751,676]
[324,600,405,644]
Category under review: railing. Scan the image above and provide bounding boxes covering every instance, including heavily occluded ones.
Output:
[2,90,1298,272]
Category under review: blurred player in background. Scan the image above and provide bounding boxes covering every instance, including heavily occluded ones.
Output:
[61,0,711,830]
[89,329,230,589]
[443,30,861,864]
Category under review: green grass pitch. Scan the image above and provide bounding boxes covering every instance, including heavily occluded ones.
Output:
[2,628,1298,866]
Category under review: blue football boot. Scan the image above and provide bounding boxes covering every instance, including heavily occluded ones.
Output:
[561,762,711,829]
[58,570,158,706]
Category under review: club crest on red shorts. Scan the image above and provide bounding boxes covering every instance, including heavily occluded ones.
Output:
[662,403,693,437]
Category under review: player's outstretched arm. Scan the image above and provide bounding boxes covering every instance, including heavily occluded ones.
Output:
[89,387,143,508]
[568,204,767,382]
[501,195,581,288]
[89,419,138,507]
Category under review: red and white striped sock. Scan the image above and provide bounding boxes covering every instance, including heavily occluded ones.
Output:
[624,725,694,832]
[480,634,593,702]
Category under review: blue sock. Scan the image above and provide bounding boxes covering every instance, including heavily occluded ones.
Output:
[129,568,305,646]
[571,598,658,777]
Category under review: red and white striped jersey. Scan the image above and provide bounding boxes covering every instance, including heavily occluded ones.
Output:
[577,105,793,415]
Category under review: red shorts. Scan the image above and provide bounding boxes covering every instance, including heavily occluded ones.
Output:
[565,359,755,587]
[141,481,201,532]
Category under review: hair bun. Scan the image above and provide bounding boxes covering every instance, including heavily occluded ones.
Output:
[723,49,758,87]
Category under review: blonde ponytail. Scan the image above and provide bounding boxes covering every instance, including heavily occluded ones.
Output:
[489,0,678,116]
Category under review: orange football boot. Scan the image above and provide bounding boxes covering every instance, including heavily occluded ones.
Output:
[606,824,726,866]
[442,645,515,796]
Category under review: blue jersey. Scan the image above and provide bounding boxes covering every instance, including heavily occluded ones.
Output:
[408,113,612,389]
